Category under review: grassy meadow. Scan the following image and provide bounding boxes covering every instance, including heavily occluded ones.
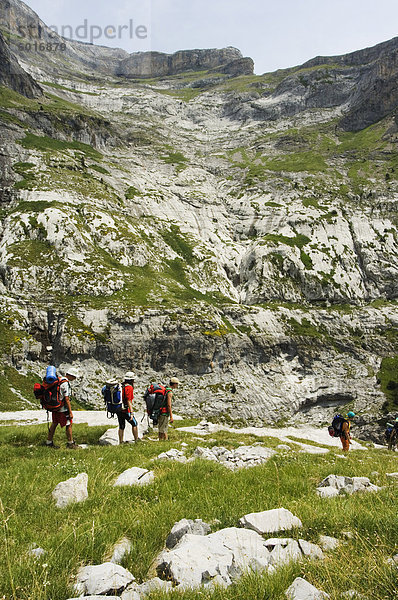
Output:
[0,421,397,600]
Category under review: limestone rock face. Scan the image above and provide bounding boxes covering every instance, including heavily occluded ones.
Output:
[0,30,42,98]
[52,472,88,508]
[1,0,398,433]
[118,47,253,78]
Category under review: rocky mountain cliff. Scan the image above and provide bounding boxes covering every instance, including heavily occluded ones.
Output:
[0,1,397,431]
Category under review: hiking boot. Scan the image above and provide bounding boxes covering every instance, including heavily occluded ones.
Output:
[67,442,79,450]
[45,441,60,449]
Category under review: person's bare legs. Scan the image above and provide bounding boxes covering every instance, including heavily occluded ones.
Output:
[47,422,57,442]
[118,428,124,444]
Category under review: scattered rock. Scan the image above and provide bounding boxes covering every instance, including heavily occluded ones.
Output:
[122,577,173,598]
[155,522,321,590]
[264,538,302,566]
[277,444,292,451]
[341,531,354,539]
[155,532,235,589]
[342,590,367,599]
[193,445,275,470]
[316,475,380,497]
[298,539,325,560]
[239,508,302,534]
[27,545,46,559]
[318,535,339,551]
[387,553,398,566]
[386,472,398,479]
[285,577,330,599]
[316,487,340,499]
[52,473,88,508]
[157,448,187,463]
[166,518,211,549]
[68,596,120,600]
[74,562,135,596]
[109,537,133,564]
[113,468,154,487]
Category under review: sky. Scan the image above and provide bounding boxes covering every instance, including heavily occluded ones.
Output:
[21,0,398,74]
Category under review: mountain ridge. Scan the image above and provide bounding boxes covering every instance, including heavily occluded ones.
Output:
[0,1,397,430]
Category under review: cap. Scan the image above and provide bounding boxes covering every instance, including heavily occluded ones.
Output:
[170,377,181,385]
[124,371,136,380]
[105,379,118,386]
[66,367,79,378]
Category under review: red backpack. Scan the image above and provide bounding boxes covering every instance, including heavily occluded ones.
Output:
[33,377,68,412]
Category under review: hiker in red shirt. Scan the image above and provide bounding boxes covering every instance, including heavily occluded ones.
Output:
[117,371,139,444]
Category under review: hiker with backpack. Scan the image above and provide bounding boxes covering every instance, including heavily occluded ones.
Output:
[102,374,139,444]
[119,372,139,444]
[143,377,180,440]
[385,417,398,450]
[328,411,355,451]
[34,366,79,449]
[159,377,180,441]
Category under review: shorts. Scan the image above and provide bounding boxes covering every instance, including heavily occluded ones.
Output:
[117,411,138,431]
[52,411,72,428]
[158,414,169,434]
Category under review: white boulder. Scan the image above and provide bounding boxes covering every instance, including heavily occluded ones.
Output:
[109,537,133,564]
[316,475,380,497]
[386,472,398,478]
[285,577,330,599]
[166,518,211,549]
[122,577,173,599]
[209,527,272,574]
[114,467,154,487]
[74,562,135,596]
[239,508,302,534]
[52,473,88,508]
[155,533,234,589]
[319,535,340,551]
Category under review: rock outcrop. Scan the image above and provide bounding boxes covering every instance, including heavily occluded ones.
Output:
[117,47,253,78]
[0,31,42,98]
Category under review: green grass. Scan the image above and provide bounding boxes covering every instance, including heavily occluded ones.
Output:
[261,234,311,249]
[0,423,397,600]
[19,133,102,160]
[377,356,398,413]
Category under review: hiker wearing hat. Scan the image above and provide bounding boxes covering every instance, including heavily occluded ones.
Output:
[45,367,79,449]
[158,377,180,441]
[118,372,139,444]
[341,411,355,452]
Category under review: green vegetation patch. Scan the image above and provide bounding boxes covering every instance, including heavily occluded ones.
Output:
[161,150,188,170]
[262,233,311,249]
[0,366,40,411]
[19,133,102,160]
[160,224,196,265]
[125,185,141,199]
[377,356,398,413]
[264,151,328,173]
[13,161,37,190]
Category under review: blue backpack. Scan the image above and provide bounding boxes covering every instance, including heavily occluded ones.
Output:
[102,384,123,418]
[328,414,347,437]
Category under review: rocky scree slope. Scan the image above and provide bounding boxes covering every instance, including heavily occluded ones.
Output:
[0,1,398,431]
